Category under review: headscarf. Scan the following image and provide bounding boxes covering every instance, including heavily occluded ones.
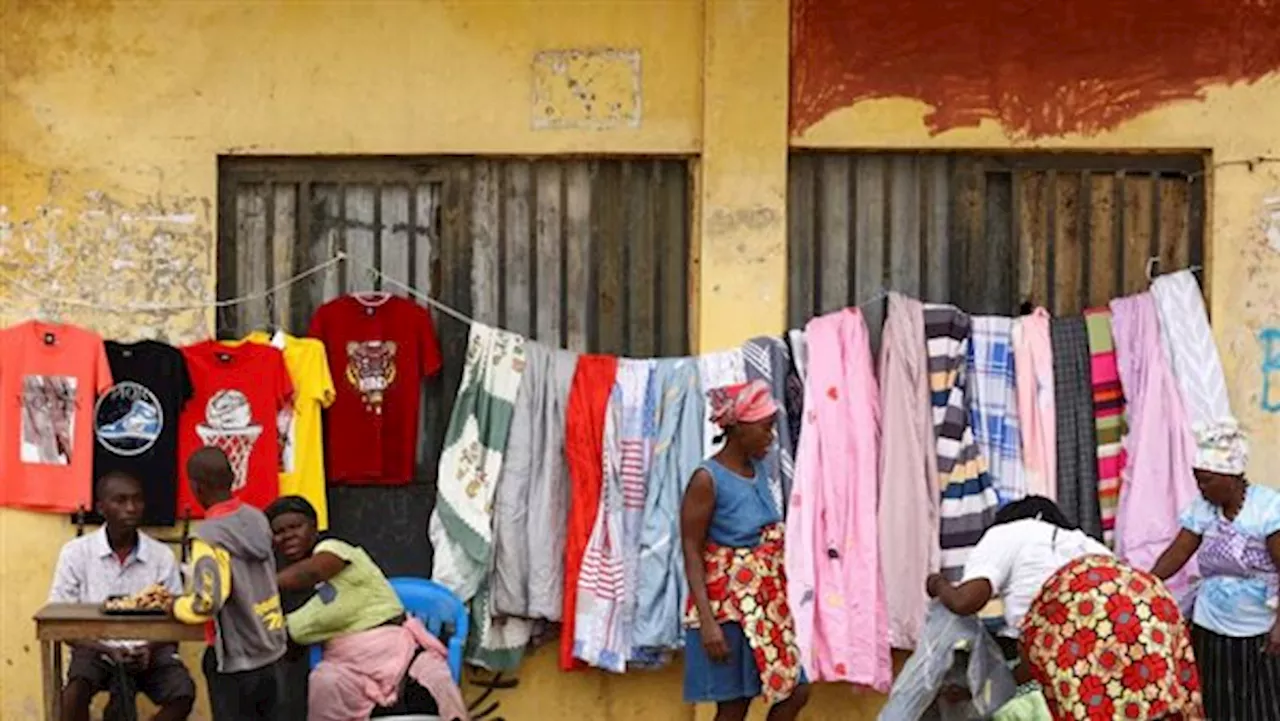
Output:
[1192,420,1249,475]
[265,495,319,525]
[707,380,778,428]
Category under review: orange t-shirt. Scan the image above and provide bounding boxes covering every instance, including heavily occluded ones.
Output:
[0,321,113,512]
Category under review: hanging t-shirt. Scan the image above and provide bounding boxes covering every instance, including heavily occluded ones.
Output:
[239,331,336,530]
[91,340,193,526]
[307,295,442,485]
[0,321,113,512]
[176,340,293,518]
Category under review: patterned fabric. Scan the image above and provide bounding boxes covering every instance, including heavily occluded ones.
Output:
[685,524,801,704]
[743,337,797,514]
[1192,625,1280,721]
[633,359,703,659]
[698,349,746,457]
[491,342,579,621]
[1050,317,1102,540]
[967,316,1024,504]
[1083,309,1126,547]
[574,360,653,672]
[783,332,806,473]
[428,323,530,670]
[1192,419,1249,475]
[1020,554,1204,721]
[1111,293,1199,603]
[925,304,1000,580]
[1151,270,1233,431]
[878,293,941,650]
[787,308,890,689]
[1014,308,1057,500]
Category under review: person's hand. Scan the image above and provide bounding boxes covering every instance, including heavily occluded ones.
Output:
[1266,622,1280,656]
[700,623,731,664]
[926,573,947,599]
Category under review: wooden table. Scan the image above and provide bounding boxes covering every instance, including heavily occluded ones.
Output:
[34,603,205,721]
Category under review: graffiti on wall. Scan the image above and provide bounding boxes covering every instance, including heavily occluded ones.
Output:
[1262,328,1280,414]
[0,182,211,341]
[791,0,1280,137]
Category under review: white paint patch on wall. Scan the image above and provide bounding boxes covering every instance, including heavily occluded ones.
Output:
[1263,195,1280,253]
[531,48,642,130]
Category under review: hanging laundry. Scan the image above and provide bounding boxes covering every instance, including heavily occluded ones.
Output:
[0,321,113,513]
[924,305,999,581]
[1151,270,1233,430]
[427,323,530,670]
[698,349,745,457]
[633,359,703,660]
[743,336,798,512]
[92,339,193,526]
[239,331,335,530]
[787,308,890,690]
[1083,308,1127,546]
[1013,308,1056,500]
[560,354,619,671]
[787,329,808,382]
[574,359,653,672]
[1050,317,1102,540]
[491,343,579,622]
[877,293,941,651]
[784,331,807,460]
[966,316,1024,505]
[1110,293,1199,600]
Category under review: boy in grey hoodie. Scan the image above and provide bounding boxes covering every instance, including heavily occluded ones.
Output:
[172,447,287,719]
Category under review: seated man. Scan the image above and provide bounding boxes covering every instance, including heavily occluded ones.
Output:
[265,496,468,721]
[48,471,195,721]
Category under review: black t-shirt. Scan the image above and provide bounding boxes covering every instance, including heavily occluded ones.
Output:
[89,340,194,525]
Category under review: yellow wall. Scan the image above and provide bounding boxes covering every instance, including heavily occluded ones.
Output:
[2,1,1277,719]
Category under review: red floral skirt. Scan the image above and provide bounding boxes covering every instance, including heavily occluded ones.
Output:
[1020,554,1204,721]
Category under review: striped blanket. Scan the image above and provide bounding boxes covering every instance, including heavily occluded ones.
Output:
[924,305,999,580]
[1083,308,1126,546]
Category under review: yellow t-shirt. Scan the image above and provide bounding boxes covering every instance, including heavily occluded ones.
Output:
[240,331,336,529]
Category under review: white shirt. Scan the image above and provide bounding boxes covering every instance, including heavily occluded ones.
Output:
[48,527,183,648]
[961,519,1112,636]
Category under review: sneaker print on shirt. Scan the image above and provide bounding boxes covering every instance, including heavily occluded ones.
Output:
[196,389,261,492]
[21,375,78,465]
[95,381,163,457]
[345,341,397,414]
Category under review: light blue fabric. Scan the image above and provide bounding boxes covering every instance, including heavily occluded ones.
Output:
[879,602,1018,721]
[702,458,780,549]
[632,359,704,659]
[1181,484,1280,637]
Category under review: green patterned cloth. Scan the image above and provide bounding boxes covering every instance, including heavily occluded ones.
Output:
[993,685,1052,721]
[428,323,530,669]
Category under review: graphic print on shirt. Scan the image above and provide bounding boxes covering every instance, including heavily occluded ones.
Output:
[94,381,162,457]
[276,406,295,474]
[345,340,397,414]
[195,389,261,491]
[21,375,78,465]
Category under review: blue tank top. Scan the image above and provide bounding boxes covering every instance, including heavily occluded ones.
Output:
[702,458,781,548]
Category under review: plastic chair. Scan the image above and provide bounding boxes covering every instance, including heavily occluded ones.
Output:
[308,576,469,684]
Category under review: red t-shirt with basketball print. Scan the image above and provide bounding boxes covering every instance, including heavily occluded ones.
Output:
[308,294,442,485]
[176,341,293,518]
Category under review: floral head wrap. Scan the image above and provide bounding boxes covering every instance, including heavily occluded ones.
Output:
[1192,419,1249,475]
[707,380,778,428]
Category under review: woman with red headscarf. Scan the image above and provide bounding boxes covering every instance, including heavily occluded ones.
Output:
[681,381,809,721]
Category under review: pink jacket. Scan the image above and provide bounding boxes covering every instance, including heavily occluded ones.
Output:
[1110,293,1199,599]
[309,616,469,721]
[1014,307,1056,499]
[877,293,940,650]
[786,308,891,691]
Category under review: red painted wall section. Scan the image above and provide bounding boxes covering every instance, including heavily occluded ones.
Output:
[791,0,1280,138]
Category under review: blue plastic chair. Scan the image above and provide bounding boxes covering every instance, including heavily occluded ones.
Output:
[308,576,468,684]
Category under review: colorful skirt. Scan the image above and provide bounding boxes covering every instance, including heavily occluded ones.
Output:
[1020,554,1203,721]
[1191,624,1280,721]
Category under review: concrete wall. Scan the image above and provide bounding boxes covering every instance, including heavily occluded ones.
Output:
[2,1,1277,719]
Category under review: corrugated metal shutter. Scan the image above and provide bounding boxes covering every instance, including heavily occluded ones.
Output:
[217,156,691,576]
[788,152,1206,335]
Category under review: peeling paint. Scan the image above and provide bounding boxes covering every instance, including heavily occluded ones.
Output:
[1263,195,1280,253]
[705,205,780,237]
[0,187,212,342]
[531,48,641,130]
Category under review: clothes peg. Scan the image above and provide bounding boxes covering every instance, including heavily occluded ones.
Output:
[1145,257,1160,281]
